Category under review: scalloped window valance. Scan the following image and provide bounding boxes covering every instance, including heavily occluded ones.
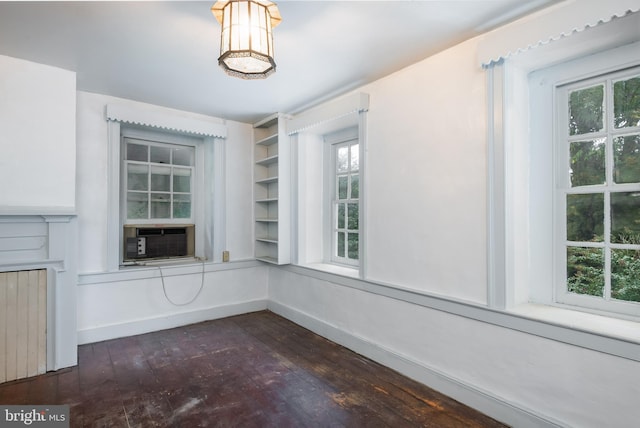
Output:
[106,104,227,138]
[478,0,640,67]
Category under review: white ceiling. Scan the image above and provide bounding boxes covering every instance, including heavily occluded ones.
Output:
[0,1,558,123]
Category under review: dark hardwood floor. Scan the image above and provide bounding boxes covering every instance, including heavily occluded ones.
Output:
[0,311,506,427]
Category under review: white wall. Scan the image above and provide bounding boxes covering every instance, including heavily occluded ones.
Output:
[224,119,255,262]
[0,55,76,209]
[75,91,262,341]
[269,268,640,428]
[0,55,79,370]
[275,11,640,427]
[76,91,255,273]
[361,38,488,304]
[78,264,268,344]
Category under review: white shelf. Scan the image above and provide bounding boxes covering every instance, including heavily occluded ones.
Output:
[253,113,290,265]
[256,176,278,184]
[256,154,279,166]
[256,237,278,244]
[256,133,278,146]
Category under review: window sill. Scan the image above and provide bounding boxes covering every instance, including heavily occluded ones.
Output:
[120,257,205,268]
[509,303,640,345]
[300,262,360,279]
[78,259,263,286]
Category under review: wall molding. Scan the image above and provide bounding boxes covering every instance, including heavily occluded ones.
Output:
[78,299,268,345]
[268,300,565,428]
[78,259,263,286]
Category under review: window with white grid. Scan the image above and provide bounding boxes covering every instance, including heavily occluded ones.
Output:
[555,67,640,317]
[331,138,360,266]
[123,137,195,223]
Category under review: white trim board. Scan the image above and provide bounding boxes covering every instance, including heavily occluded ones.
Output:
[78,259,263,286]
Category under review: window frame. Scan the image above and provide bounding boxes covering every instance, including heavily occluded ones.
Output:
[288,92,368,278]
[488,39,640,322]
[106,121,222,269]
[322,126,361,269]
[122,136,196,225]
[105,104,227,271]
[329,135,360,266]
[118,127,206,265]
[554,66,640,317]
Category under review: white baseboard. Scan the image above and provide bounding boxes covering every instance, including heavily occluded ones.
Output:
[77,299,268,344]
[268,300,564,428]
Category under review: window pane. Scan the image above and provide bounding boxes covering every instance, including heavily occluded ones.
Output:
[567,247,604,297]
[567,193,604,242]
[173,168,191,192]
[337,147,348,172]
[351,174,359,199]
[127,192,148,219]
[150,146,171,164]
[611,249,640,303]
[611,192,640,244]
[613,75,640,129]
[613,135,640,184]
[172,146,194,166]
[173,194,191,218]
[151,193,170,218]
[127,164,148,191]
[570,139,605,187]
[350,144,359,171]
[338,176,348,199]
[337,203,345,229]
[347,203,359,230]
[569,85,604,136]
[337,232,345,257]
[126,143,148,162]
[150,166,171,191]
[348,233,359,260]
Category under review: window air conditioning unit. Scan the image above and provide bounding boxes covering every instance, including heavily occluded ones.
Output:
[123,225,195,261]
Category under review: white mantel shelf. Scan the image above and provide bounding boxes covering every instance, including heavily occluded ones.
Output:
[0,206,76,217]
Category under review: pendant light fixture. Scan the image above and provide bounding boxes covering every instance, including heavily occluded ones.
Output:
[212,0,282,79]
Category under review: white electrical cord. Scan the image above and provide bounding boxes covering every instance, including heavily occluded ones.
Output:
[158,259,206,306]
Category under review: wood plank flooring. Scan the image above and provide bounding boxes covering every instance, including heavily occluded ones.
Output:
[0,311,506,427]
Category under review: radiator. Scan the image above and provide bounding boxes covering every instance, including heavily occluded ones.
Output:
[0,269,46,383]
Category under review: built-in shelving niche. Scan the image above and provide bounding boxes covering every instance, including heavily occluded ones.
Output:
[253,113,290,265]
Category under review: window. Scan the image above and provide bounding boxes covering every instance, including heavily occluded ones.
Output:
[288,92,368,274]
[556,68,640,316]
[123,138,194,223]
[106,103,226,270]
[486,16,640,322]
[118,128,208,265]
[331,138,360,266]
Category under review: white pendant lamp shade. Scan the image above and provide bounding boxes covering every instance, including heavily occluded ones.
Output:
[212,0,282,79]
